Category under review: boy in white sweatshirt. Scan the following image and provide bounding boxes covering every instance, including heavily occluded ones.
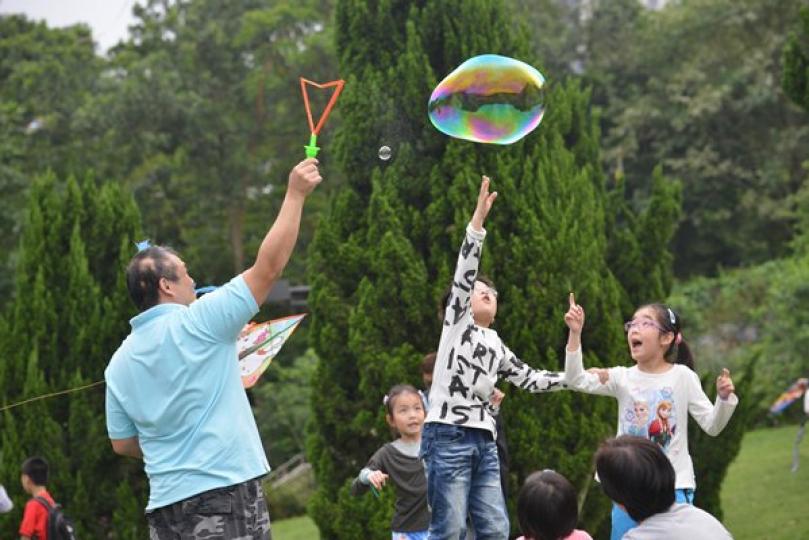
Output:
[421,176,567,540]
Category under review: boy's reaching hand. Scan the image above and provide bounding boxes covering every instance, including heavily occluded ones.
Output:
[471,175,498,231]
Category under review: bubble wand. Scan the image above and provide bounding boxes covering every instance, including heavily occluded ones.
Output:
[300,77,345,158]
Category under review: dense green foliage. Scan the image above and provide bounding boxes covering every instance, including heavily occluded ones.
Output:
[73,0,337,285]
[514,0,809,277]
[0,173,145,538]
[0,15,101,300]
[783,5,809,113]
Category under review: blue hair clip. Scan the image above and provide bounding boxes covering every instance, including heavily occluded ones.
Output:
[195,285,219,297]
[135,239,152,252]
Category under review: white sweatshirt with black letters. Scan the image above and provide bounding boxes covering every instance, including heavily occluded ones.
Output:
[425,223,566,436]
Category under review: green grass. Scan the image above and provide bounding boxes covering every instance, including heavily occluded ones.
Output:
[272,514,320,540]
[722,424,809,540]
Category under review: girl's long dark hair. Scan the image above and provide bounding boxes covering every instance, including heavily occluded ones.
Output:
[640,303,695,371]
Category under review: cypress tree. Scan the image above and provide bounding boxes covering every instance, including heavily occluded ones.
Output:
[783,5,809,113]
[307,1,682,536]
[0,171,144,538]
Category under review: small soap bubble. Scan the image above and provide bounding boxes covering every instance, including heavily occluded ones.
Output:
[428,54,546,145]
[378,145,392,161]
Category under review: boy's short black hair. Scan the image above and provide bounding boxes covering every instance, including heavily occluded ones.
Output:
[21,456,48,486]
[437,274,496,322]
[595,436,675,522]
[517,469,578,540]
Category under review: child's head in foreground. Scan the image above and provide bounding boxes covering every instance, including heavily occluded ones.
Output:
[517,469,579,540]
[594,435,675,522]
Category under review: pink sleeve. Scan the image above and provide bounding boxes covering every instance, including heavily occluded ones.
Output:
[566,530,594,540]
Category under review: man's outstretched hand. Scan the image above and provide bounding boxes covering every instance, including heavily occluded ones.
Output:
[288,158,322,198]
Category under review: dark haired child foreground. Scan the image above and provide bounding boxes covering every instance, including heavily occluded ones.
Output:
[352,384,430,540]
[563,297,738,539]
[19,457,54,540]
[516,470,592,540]
[595,436,733,539]
[422,176,569,540]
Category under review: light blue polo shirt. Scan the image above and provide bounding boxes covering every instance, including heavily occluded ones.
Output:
[105,274,270,510]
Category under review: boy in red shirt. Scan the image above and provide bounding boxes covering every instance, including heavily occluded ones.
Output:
[19,457,55,540]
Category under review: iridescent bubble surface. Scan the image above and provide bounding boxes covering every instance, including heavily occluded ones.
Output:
[378,145,392,161]
[428,54,546,145]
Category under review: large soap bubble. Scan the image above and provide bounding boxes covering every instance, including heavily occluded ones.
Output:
[428,54,546,145]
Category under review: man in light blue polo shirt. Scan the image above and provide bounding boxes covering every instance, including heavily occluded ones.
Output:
[105,158,322,539]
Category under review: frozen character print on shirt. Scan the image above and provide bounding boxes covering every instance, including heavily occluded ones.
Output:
[624,399,650,438]
[649,399,675,449]
[621,388,677,451]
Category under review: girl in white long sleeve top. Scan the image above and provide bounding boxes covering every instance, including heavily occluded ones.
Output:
[562,295,738,540]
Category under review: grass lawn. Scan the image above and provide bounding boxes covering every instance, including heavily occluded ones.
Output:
[722,424,809,540]
[272,514,320,540]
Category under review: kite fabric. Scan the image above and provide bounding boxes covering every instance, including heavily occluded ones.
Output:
[769,378,809,415]
[237,314,306,388]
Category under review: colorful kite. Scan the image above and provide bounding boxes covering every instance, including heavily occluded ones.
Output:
[300,77,345,158]
[769,378,809,415]
[237,314,306,388]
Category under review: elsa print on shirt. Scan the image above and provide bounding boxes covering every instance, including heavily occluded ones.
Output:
[621,387,677,451]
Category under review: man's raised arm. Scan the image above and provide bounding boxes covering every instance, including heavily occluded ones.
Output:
[243,158,322,305]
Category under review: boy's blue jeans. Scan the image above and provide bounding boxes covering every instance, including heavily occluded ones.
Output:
[420,423,509,540]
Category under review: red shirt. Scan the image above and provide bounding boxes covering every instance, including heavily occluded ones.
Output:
[19,490,55,540]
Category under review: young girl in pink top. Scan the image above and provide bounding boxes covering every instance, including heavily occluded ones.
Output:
[516,469,593,540]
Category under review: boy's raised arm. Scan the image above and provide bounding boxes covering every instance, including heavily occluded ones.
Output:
[443,176,497,328]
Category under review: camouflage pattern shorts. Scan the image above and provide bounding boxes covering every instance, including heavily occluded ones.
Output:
[147,478,271,539]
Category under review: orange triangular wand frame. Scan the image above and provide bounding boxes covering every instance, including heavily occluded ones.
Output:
[300,77,345,158]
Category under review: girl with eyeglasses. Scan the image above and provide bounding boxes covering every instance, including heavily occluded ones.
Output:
[562,296,738,540]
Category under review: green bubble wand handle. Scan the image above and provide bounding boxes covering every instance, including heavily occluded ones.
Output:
[300,77,345,159]
[305,133,319,159]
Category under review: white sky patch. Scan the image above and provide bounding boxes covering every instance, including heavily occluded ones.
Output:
[0,0,137,54]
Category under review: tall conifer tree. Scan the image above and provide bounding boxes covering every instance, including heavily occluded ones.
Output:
[0,172,145,538]
[307,1,679,536]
